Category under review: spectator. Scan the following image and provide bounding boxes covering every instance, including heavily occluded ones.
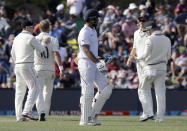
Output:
[4,34,14,63]
[85,0,105,11]
[122,18,137,40]
[70,53,79,79]
[103,5,116,25]
[43,9,56,25]
[163,24,178,47]
[154,4,170,27]
[11,21,22,36]
[106,24,121,49]
[139,4,150,18]
[67,0,85,18]
[107,58,120,72]
[0,9,10,37]
[128,3,138,20]
[0,54,9,88]
[116,70,129,89]
[174,50,187,79]
[145,0,155,17]
[99,17,113,37]
[174,0,187,16]
[13,7,31,22]
[60,71,76,88]
[49,21,66,45]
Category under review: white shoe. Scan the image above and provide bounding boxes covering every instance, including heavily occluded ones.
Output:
[92,116,101,125]
[79,122,87,126]
[79,121,96,126]
[79,117,101,126]
[155,118,164,123]
[17,117,29,122]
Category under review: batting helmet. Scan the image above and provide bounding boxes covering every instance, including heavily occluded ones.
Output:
[84,9,99,22]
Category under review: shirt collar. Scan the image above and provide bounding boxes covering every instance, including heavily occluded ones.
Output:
[152,30,162,35]
[84,24,95,31]
[21,30,32,34]
[40,32,49,36]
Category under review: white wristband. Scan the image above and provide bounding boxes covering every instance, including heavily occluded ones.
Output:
[59,66,63,71]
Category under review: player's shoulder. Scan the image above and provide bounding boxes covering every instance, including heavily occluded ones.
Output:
[133,29,141,38]
[134,29,140,34]
[134,29,140,35]
[145,35,152,43]
[79,25,91,36]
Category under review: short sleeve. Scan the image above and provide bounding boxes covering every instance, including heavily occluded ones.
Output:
[133,30,138,49]
[79,30,91,46]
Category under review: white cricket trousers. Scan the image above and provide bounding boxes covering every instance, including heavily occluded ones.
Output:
[137,62,148,116]
[138,70,166,119]
[136,62,144,83]
[36,70,55,119]
[15,64,39,121]
[78,58,110,124]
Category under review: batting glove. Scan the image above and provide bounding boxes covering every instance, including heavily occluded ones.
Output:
[96,60,108,74]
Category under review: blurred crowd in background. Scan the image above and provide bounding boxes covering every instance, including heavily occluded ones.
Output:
[0,0,186,89]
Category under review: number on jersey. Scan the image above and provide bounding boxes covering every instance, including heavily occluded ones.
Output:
[41,46,49,59]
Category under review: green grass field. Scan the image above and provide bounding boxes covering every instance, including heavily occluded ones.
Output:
[0,116,187,131]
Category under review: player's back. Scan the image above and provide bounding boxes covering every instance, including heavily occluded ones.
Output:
[34,32,59,72]
[144,31,171,70]
[13,30,35,64]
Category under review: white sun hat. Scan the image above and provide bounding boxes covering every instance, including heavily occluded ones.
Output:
[56,4,64,11]
[128,3,137,10]
[139,4,147,10]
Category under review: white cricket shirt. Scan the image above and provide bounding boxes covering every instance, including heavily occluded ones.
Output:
[11,30,45,67]
[138,31,171,70]
[34,32,59,71]
[78,24,98,59]
[133,29,149,57]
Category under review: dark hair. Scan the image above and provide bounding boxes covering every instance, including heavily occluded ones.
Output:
[151,22,159,30]
[138,15,149,22]
[21,20,33,28]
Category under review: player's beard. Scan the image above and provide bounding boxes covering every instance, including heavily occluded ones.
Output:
[90,19,98,28]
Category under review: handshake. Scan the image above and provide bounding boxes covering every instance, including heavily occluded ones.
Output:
[96,55,114,74]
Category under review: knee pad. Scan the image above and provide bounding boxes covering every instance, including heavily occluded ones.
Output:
[91,84,113,117]
[99,84,113,100]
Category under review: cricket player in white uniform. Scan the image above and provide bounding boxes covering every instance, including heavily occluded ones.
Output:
[136,21,171,122]
[127,16,154,121]
[11,20,48,122]
[78,9,113,126]
[34,20,64,121]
